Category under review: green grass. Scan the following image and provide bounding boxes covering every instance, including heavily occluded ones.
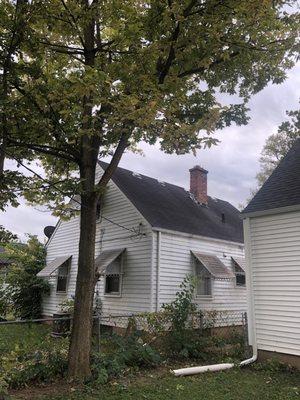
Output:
[0,323,54,355]
[11,367,300,400]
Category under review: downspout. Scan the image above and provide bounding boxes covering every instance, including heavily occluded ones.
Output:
[173,217,257,377]
[156,231,161,312]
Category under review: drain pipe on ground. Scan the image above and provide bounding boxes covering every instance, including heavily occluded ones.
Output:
[173,218,257,377]
[172,347,258,377]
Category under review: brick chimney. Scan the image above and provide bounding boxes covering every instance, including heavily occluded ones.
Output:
[189,165,208,205]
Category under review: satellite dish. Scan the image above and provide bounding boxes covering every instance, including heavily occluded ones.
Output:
[44,226,55,239]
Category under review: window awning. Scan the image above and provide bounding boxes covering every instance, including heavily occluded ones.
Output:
[231,256,246,272]
[95,248,125,275]
[192,251,235,279]
[37,255,72,278]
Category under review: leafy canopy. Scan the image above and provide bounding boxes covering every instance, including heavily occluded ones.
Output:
[252,104,300,195]
[1,0,299,213]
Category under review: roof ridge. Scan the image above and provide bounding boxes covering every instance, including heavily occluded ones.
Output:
[98,160,231,206]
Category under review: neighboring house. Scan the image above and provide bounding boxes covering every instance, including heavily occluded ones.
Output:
[243,138,300,368]
[38,162,246,317]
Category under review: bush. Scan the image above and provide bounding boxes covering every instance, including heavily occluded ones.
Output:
[91,333,161,385]
[0,336,69,389]
[5,236,50,319]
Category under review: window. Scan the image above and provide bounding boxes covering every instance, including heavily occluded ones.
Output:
[56,260,70,293]
[104,255,122,296]
[235,265,246,287]
[195,263,212,296]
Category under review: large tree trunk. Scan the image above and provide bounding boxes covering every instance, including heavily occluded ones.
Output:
[67,190,98,379]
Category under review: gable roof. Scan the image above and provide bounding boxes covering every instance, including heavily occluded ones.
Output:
[99,162,243,243]
[243,138,300,215]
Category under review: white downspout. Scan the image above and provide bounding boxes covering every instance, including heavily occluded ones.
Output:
[156,231,161,312]
[173,218,257,377]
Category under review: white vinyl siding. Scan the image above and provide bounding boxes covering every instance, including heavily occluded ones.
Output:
[248,210,300,356]
[156,230,246,311]
[43,165,153,316]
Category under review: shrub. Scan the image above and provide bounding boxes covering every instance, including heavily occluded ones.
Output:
[91,333,161,385]
[0,336,69,389]
[5,236,50,319]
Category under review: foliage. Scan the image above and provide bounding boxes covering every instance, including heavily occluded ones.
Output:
[0,226,17,245]
[91,333,161,386]
[162,275,197,332]
[0,323,69,389]
[5,236,50,319]
[0,277,9,318]
[253,358,296,374]
[59,298,75,315]
[250,105,300,197]
[1,0,299,378]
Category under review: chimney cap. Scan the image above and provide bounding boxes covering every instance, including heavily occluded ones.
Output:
[189,165,208,174]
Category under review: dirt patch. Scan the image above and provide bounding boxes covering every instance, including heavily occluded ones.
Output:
[9,379,82,400]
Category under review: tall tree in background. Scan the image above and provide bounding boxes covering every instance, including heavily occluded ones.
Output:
[254,105,300,192]
[0,0,299,379]
[0,226,17,244]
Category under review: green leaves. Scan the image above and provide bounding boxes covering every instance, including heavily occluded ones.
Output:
[5,236,50,319]
[1,0,299,215]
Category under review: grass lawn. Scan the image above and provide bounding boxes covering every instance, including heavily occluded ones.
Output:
[0,323,54,355]
[10,366,300,400]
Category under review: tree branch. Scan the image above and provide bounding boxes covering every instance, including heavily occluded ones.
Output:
[7,140,78,163]
[177,50,240,78]
[157,0,198,84]
[97,133,130,188]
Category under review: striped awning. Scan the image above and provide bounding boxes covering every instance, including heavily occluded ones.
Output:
[95,248,125,275]
[231,256,246,272]
[37,255,72,277]
[192,251,235,279]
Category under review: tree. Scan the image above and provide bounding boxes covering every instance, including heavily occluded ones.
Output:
[5,236,49,319]
[0,226,17,245]
[0,0,299,380]
[253,105,300,193]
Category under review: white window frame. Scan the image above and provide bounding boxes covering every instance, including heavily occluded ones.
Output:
[104,254,123,298]
[56,259,70,294]
[194,259,213,299]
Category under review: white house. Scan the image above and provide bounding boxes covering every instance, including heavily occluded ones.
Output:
[38,162,246,318]
[243,138,300,368]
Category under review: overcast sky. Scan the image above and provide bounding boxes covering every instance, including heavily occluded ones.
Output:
[1,62,299,242]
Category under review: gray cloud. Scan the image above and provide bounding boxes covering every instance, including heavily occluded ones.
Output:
[1,63,299,240]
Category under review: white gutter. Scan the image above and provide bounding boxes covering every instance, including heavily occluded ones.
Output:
[173,217,257,377]
[156,231,161,312]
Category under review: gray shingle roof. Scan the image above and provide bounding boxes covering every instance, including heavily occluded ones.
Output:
[99,162,243,243]
[243,138,300,214]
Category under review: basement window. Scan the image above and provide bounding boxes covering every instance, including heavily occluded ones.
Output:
[56,259,70,293]
[104,255,123,296]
